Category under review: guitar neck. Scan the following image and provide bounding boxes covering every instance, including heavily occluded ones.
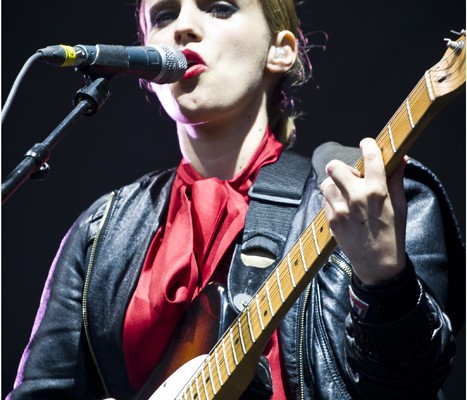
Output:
[173,34,466,400]
[175,209,336,400]
[356,71,447,177]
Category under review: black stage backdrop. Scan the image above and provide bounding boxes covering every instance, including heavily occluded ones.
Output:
[2,1,465,398]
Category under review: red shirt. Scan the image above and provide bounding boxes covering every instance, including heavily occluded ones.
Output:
[123,129,288,398]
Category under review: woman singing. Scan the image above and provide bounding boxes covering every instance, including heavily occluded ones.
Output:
[8,0,463,399]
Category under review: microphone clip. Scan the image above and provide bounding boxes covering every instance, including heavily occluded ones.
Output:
[74,76,112,116]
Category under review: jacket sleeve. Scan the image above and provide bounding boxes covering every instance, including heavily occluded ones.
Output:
[7,195,110,400]
[344,161,460,399]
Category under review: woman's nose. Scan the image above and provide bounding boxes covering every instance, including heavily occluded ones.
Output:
[173,7,203,45]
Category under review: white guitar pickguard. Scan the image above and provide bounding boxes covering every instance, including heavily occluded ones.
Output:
[148,354,208,400]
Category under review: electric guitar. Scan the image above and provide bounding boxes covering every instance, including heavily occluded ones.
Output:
[135,31,466,400]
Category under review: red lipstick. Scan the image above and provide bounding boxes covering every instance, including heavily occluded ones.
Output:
[181,49,207,79]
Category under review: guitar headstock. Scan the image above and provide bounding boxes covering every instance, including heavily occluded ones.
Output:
[428,30,466,99]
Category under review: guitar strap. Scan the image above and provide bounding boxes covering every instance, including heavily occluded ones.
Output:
[224,141,465,399]
[225,143,362,399]
[226,149,312,399]
[227,149,313,313]
[227,143,361,312]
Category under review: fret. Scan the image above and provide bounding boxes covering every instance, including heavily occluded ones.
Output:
[214,348,224,386]
[189,380,194,400]
[221,338,231,376]
[387,123,397,153]
[373,129,395,167]
[249,301,263,339]
[229,328,239,365]
[195,375,201,400]
[311,220,321,255]
[313,211,335,257]
[265,281,275,316]
[287,254,297,287]
[277,260,294,299]
[299,237,308,272]
[246,307,256,343]
[258,290,273,325]
[201,365,209,399]
[207,357,217,395]
[374,127,397,167]
[409,80,432,125]
[255,294,265,330]
[241,313,254,350]
[238,320,247,354]
[288,248,304,283]
[405,98,415,128]
[156,34,466,400]
[276,268,285,303]
[424,71,435,101]
[387,109,410,153]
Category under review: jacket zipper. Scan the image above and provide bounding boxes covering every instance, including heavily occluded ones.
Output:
[313,252,353,399]
[313,281,352,400]
[297,253,352,399]
[328,252,352,278]
[298,283,312,400]
[82,191,117,397]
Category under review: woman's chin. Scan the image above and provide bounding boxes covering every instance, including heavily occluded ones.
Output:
[168,105,222,127]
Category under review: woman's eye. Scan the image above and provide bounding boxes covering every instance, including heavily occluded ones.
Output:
[151,10,178,28]
[208,2,238,19]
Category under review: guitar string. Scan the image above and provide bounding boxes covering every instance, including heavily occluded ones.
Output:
[230,55,455,371]
[177,42,464,400]
[180,220,324,398]
[184,74,441,400]
[387,44,461,148]
[369,44,461,168]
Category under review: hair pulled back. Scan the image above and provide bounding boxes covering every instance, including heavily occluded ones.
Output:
[258,0,311,146]
[137,0,311,146]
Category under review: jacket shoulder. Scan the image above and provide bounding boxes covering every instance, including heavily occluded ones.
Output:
[76,168,176,239]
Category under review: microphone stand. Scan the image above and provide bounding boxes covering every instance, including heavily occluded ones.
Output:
[2,76,111,205]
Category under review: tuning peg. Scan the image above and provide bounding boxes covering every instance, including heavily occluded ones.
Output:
[444,37,464,52]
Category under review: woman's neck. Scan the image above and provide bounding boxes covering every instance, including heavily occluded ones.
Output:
[176,98,270,180]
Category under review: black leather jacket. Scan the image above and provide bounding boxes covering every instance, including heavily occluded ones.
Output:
[7,156,463,400]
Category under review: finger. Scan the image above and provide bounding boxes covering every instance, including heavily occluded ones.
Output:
[360,138,386,190]
[320,176,341,204]
[324,159,361,200]
[322,195,334,223]
[320,176,349,216]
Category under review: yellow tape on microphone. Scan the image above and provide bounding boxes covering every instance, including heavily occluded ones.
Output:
[59,45,77,67]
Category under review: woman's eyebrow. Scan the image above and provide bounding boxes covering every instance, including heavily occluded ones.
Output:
[147,0,176,20]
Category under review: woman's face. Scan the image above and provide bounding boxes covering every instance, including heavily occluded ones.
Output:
[141,0,275,126]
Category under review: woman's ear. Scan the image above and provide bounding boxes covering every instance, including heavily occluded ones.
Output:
[266,30,298,74]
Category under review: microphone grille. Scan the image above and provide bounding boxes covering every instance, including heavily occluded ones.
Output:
[157,45,187,83]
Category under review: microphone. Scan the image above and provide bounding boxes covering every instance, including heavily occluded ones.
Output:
[37,44,187,84]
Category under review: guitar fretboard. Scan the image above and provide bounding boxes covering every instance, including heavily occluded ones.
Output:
[355,71,436,176]
[176,208,335,400]
[173,33,465,400]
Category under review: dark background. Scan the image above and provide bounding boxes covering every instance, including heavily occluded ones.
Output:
[2,0,465,398]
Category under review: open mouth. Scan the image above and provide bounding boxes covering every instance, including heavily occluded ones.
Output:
[181,49,207,79]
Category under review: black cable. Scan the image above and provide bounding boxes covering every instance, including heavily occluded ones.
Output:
[2,52,42,124]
